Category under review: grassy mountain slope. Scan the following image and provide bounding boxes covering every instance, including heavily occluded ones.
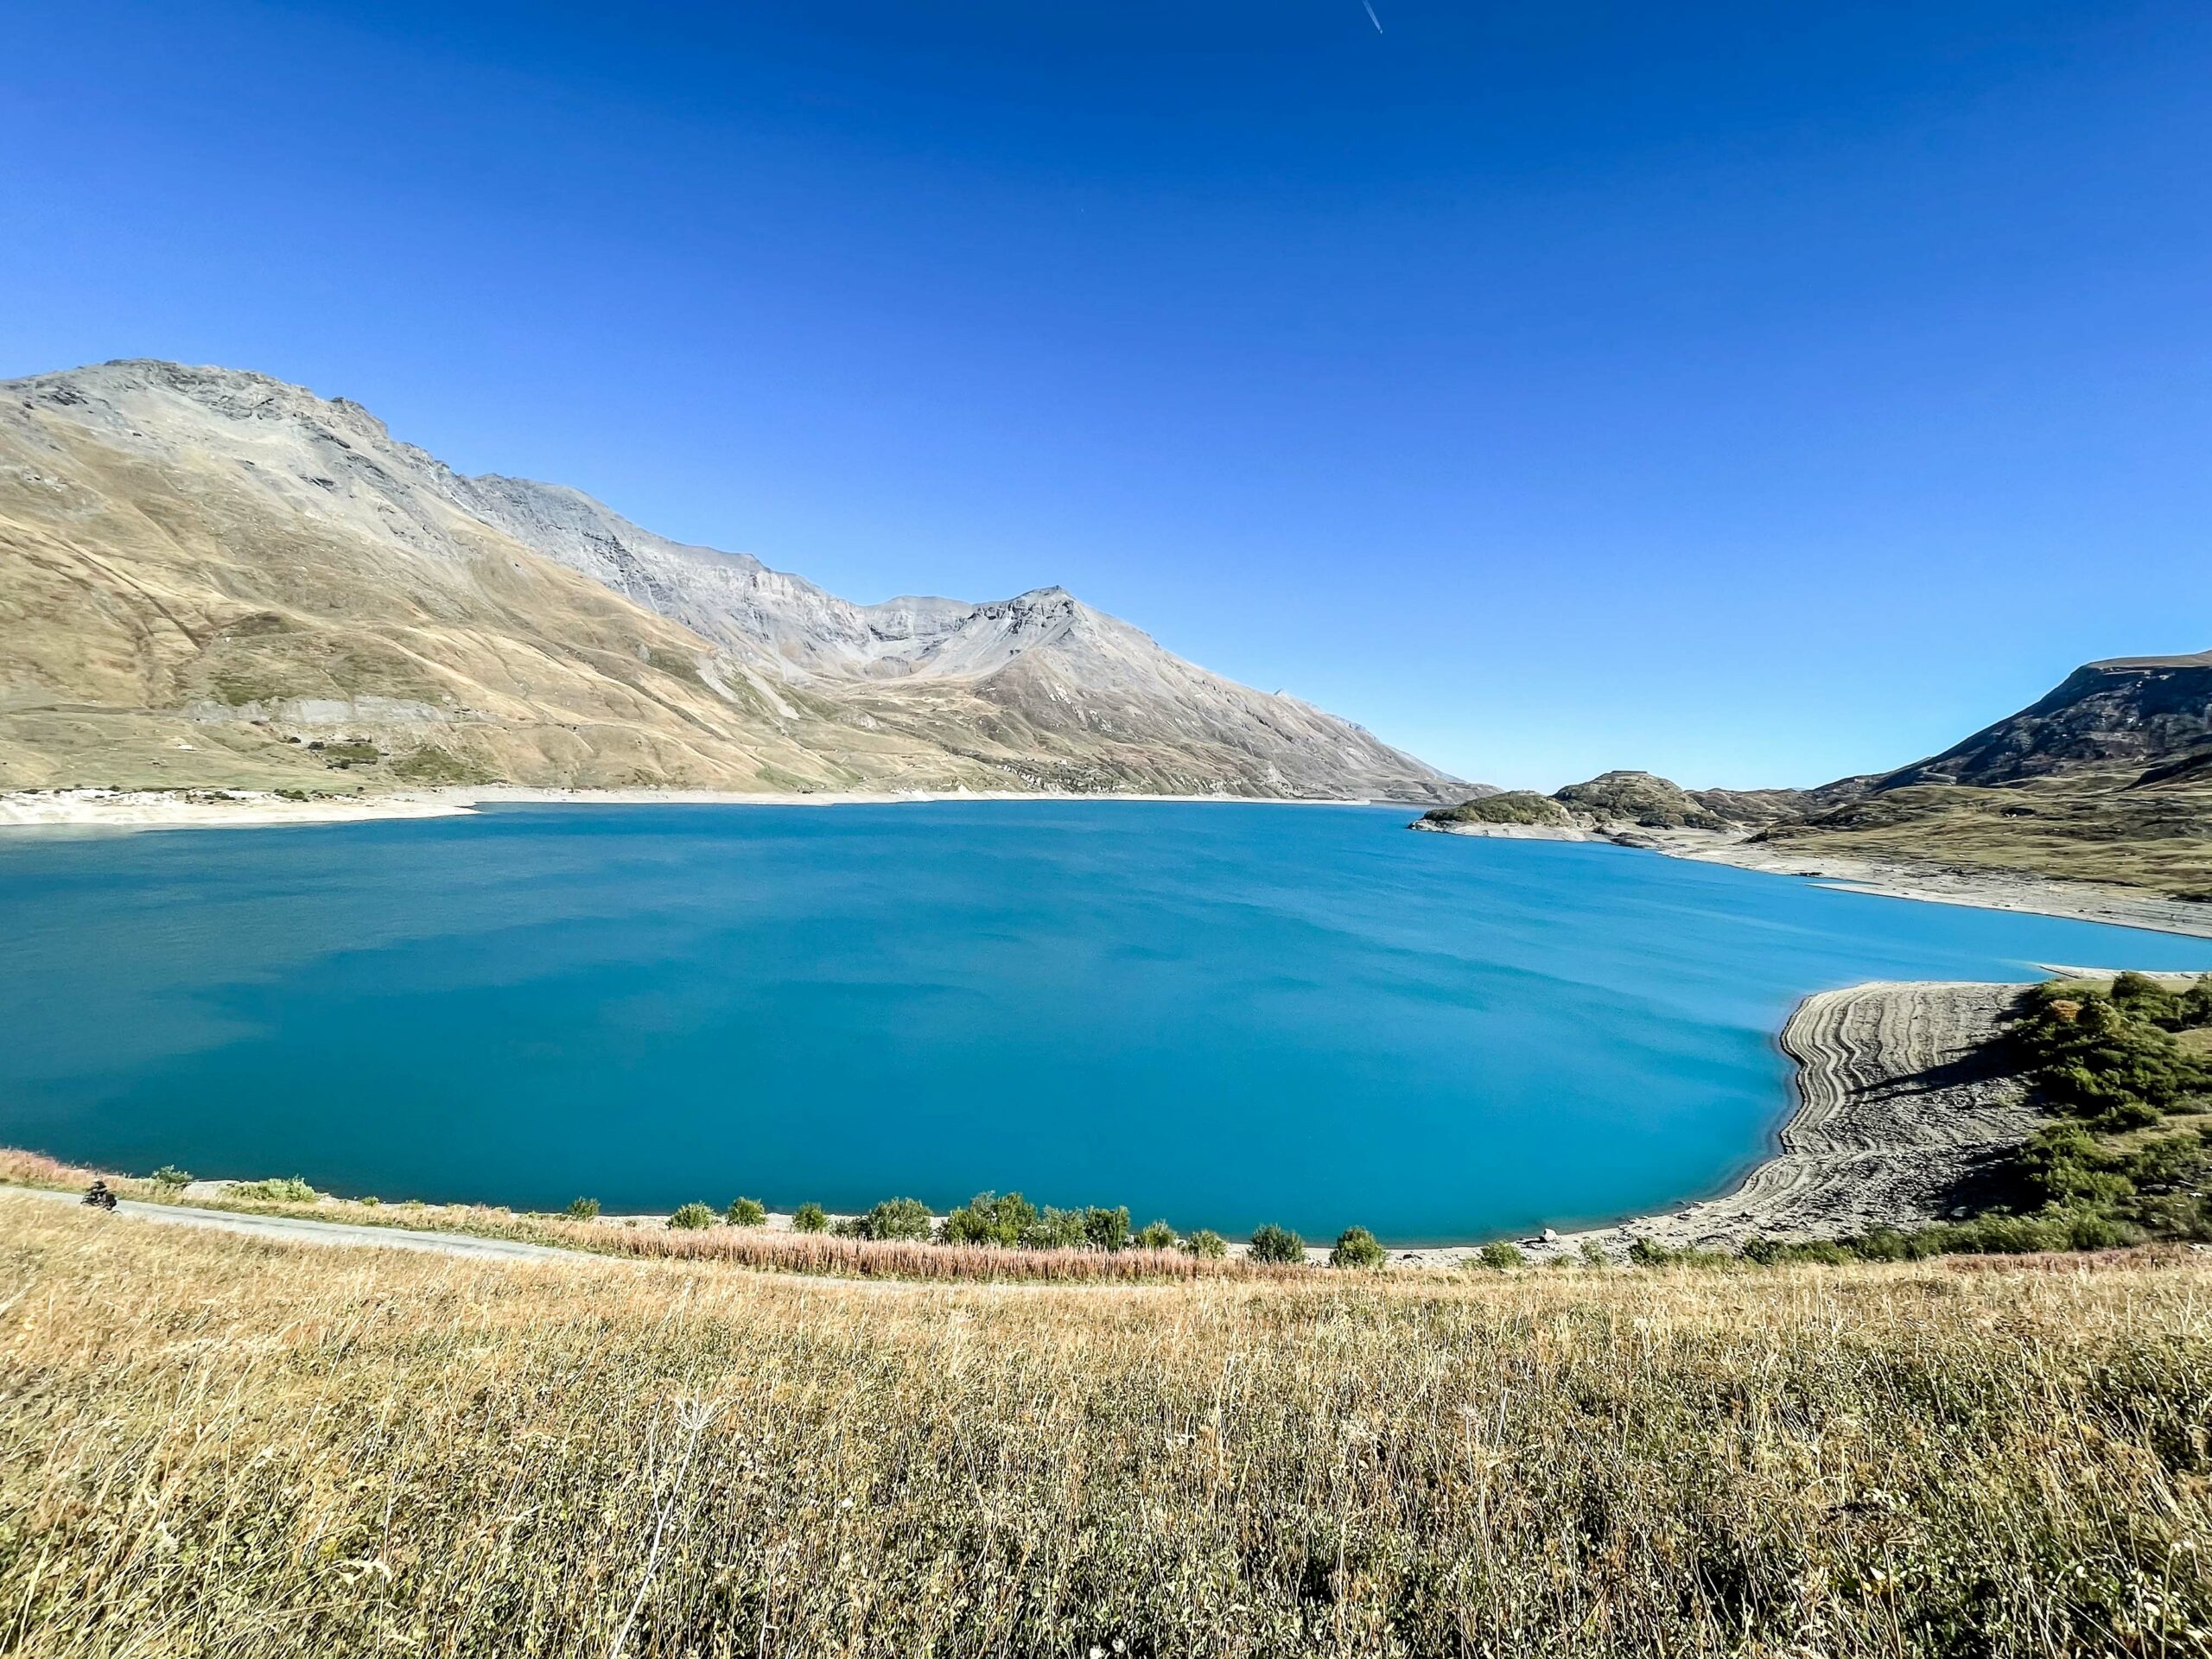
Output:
[0,361,1460,800]
[1758,654,2212,896]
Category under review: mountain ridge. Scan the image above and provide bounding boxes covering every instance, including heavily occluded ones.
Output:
[0,359,1464,802]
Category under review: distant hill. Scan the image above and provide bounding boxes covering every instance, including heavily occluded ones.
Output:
[1871,653,2212,789]
[0,359,1464,802]
[1415,658,2212,900]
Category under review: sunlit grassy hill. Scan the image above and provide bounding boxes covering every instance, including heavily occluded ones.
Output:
[4,1199,2208,1657]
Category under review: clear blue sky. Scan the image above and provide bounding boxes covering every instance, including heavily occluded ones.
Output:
[5,2,2208,788]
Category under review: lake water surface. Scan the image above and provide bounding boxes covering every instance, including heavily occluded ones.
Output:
[4,802,2210,1243]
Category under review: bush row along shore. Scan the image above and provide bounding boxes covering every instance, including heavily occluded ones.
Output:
[15,969,2210,1284]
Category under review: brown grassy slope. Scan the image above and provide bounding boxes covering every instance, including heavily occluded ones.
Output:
[4,1203,2209,1657]
[1756,770,2212,899]
[0,418,1019,793]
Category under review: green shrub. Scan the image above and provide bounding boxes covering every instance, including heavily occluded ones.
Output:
[1474,1240,1525,1271]
[667,1203,715,1231]
[149,1166,192,1190]
[1133,1220,1177,1250]
[1180,1228,1227,1259]
[1577,1237,1610,1268]
[1247,1224,1305,1265]
[943,1191,1038,1248]
[229,1176,319,1203]
[725,1197,767,1228]
[1083,1205,1131,1252]
[1020,1208,1091,1250]
[564,1197,601,1221]
[791,1202,827,1234]
[838,1197,934,1243]
[1329,1226,1387,1269]
[1852,1226,1911,1262]
[1779,1239,1855,1266]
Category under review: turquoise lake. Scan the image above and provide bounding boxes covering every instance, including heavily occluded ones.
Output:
[3,802,2210,1243]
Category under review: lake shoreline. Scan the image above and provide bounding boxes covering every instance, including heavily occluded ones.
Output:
[12,780,2209,939]
[1391,979,2045,1267]
[0,784,1407,835]
[1413,816,2212,939]
[8,979,2058,1267]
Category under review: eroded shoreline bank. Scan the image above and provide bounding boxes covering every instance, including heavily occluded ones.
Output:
[1459,980,2044,1267]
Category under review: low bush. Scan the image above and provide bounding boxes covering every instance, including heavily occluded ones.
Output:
[667,1203,716,1231]
[942,1191,1037,1247]
[564,1197,601,1221]
[725,1197,766,1228]
[791,1202,827,1234]
[1083,1205,1130,1252]
[1133,1219,1176,1250]
[1248,1224,1305,1265]
[1020,1207,1090,1250]
[149,1166,192,1190]
[1474,1240,1525,1271]
[227,1176,319,1203]
[837,1197,934,1243]
[1181,1228,1227,1259]
[1330,1225,1387,1269]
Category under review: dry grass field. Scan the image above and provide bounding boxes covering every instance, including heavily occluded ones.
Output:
[3,1201,2209,1657]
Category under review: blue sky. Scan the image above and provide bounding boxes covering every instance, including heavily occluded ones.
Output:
[4,2,2208,789]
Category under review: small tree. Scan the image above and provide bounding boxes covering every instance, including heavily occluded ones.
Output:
[1329,1225,1387,1269]
[1133,1219,1177,1250]
[791,1202,828,1233]
[668,1202,715,1230]
[943,1191,1038,1247]
[726,1197,767,1228]
[1020,1207,1091,1250]
[564,1197,601,1221]
[1084,1205,1131,1252]
[1181,1228,1227,1259]
[1248,1224,1305,1265]
[1474,1240,1524,1271]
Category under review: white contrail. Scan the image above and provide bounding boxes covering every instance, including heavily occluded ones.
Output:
[1363,0,1384,31]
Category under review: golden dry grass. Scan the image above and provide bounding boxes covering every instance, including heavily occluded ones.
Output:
[0,1151,1257,1283]
[3,1200,2210,1656]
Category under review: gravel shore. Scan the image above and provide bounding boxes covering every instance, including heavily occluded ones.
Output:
[1485,980,2043,1264]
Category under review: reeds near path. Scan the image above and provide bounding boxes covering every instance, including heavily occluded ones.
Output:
[3,1203,2209,1657]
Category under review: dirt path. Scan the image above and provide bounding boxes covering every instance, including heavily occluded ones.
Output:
[0,1185,578,1262]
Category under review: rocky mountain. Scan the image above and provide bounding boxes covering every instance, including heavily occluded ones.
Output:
[0,360,1463,801]
[1866,652,2212,790]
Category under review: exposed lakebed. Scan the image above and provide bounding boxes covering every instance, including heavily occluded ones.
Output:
[4,801,2210,1243]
